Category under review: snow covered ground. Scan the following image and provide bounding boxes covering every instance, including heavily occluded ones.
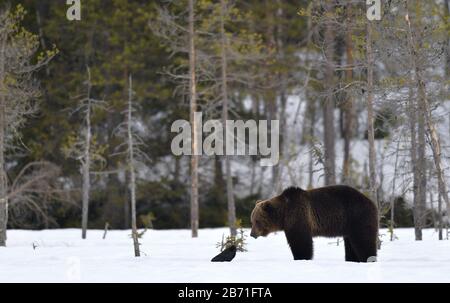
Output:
[0,228,449,283]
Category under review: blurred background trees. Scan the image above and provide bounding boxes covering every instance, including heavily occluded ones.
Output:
[0,0,448,242]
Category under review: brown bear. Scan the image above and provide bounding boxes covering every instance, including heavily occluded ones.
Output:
[250,185,378,262]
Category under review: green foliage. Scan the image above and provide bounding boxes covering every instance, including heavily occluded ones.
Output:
[6,1,177,229]
[380,197,415,228]
[139,212,155,229]
[236,194,260,227]
[201,185,228,228]
[137,179,189,229]
[387,222,399,241]
[1,3,56,144]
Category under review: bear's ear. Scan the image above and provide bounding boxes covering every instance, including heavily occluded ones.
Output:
[255,199,263,205]
[281,186,305,204]
[262,203,275,214]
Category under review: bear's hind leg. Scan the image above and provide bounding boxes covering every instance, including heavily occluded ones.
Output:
[348,231,377,263]
[285,229,313,260]
[344,237,359,262]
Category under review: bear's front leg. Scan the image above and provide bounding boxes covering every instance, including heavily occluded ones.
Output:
[285,228,313,260]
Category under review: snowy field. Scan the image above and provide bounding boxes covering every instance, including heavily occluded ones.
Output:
[0,228,449,283]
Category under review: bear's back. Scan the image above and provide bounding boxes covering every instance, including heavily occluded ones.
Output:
[307,185,377,237]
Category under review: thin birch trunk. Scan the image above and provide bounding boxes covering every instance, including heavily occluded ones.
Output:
[249,159,256,196]
[128,75,140,257]
[366,20,379,241]
[249,94,258,196]
[306,92,315,190]
[445,0,450,77]
[0,32,7,247]
[430,190,436,230]
[409,85,422,240]
[405,2,450,236]
[123,169,130,228]
[366,22,377,204]
[342,3,354,185]
[81,67,92,240]
[305,5,315,190]
[188,0,199,238]
[273,0,286,194]
[323,0,336,185]
[220,0,236,236]
[390,139,400,241]
[416,58,427,241]
[438,192,443,240]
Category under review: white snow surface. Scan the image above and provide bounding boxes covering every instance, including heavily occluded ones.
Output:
[1,228,449,283]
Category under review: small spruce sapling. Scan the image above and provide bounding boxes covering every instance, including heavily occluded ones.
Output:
[387,220,398,241]
[135,212,155,239]
[216,219,248,252]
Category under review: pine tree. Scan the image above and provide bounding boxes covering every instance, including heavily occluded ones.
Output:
[0,4,56,246]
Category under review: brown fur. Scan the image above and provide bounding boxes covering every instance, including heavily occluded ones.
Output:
[250,185,378,262]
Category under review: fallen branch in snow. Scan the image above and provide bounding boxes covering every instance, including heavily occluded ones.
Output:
[328,238,343,246]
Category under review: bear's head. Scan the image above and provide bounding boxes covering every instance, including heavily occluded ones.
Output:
[250,196,283,239]
[250,187,307,239]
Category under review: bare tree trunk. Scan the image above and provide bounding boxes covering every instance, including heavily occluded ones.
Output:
[323,0,336,185]
[128,75,140,257]
[430,189,436,230]
[416,68,427,241]
[249,159,256,196]
[0,153,7,247]
[0,34,6,247]
[220,0,236,236]
[425,114,450,232]
[263,1,277,189]
[304,7,315,190]
[410,79,427,241]
[273,0,287,194]
[409,85,422,240]
[342,3,354,185]
[214,155,225,189]
[405,3,450,236]
[438,192,443,240]
[188,0,199,238]
[366,21,379,245]
[123,171,130,228]
[445,0,450,77]
[275,91,287,194]
[307,101,315,190]
[224,159,236,235]
[390,139,401,241]
[174,156,180,183]
[81,67,92,240]
[249,94,258,195]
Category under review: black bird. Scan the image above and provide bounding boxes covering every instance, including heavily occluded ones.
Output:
[211,245,237,262]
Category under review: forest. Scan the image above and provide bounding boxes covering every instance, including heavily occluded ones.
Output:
[0,0,449,250]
